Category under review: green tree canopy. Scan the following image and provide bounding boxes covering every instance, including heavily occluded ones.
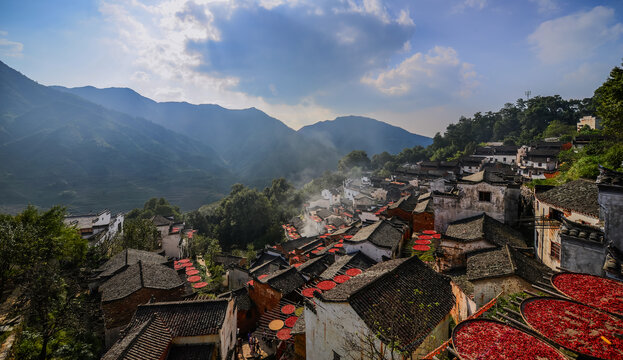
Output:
[338,150,371,171]
[594,62,623,139]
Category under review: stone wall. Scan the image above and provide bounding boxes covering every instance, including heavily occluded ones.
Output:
[472,275,531,307]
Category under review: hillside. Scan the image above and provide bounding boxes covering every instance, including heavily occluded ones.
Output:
[298,115,432,156]
[0,61,233,212]
[51,86,340,183]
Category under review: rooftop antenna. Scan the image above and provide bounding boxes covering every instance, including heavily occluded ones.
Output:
[525,90,531,100]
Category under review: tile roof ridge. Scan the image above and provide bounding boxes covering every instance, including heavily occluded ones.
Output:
[348,257,410,299]
[119,315,156,359]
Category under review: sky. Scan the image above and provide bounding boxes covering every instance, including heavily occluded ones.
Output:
[1,0,622,137]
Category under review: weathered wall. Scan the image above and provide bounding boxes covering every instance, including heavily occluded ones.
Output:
[219,300,237,360]
[343,241,392,262]
[412,212,434,233]
[450,281,477,323]
[438,239,495,271]
[102,285,186,346]
[412,314,452,359]
[599,188,623,251]
[472,275,531,307]
[248,281,282,316]
[560,235,606,276]
[294,334,306,360]
[227,268,250,290]
[162,233,182,258]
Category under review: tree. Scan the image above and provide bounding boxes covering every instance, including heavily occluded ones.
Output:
[126,197,182,221]
[5,206,92,360]
[119,218,160,252]
[338,150,371,171]
[594,62,623,139]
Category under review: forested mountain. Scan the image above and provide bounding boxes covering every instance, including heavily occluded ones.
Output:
[297,115,432,156]
[52,86,340,184]
[0,61,233,212]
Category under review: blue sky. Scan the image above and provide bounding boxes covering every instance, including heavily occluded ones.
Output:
[1,0,622,136]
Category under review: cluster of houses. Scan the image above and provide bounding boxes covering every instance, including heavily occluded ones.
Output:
[64,114,623,360]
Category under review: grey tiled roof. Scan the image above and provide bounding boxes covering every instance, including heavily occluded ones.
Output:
[128,299,230,337]
[217,287,253,311]
[102,315,172,360]
[95,249,168,280]
[260,266,306,295]
[467,245,549,282]
[347,220,403,249]
[322,256,455,352]
[296,254,334,278]
[444,213,527,248]
[536,179,599,217]
[319,251,376,280]
[100,261,184,302]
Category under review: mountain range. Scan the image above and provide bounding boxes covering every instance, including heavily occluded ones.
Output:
[0,61,431,212]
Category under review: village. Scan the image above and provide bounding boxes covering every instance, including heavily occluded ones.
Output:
[45,115,623,360]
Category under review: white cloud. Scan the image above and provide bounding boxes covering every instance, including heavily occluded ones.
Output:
[338,0,390,23]
[361,46,478,98]
[453,0,487,13]
[396,9,415,26]
[528,6,623,64]
[529,0,558,14]
[0,31,23,57]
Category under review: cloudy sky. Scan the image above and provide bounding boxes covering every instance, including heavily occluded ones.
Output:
[1,0,622,136]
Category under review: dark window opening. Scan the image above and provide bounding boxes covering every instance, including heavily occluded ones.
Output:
[478,191,491,202]
[549,208,564,222]
[333,351,341,360]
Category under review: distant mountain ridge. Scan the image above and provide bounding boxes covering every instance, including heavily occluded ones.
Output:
[0,60,431,212]
[0,61,232,212]
[51,85,340,183]
[298,115,432,156]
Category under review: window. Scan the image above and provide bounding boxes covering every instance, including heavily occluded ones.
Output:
[333,351,342,360]
[478,191,491,202]
[550,242,561,261]
[503,157,506,162]
[538,162,543,167]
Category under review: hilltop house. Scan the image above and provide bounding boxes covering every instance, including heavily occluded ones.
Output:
[306,256,470,359]
[471,145,519,166]
[577,115,600,131]
[102,299,236,360]
[64,210,124,247]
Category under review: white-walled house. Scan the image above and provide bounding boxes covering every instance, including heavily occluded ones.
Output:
[343,220,404,262]
[64,210,124,247]
[306,256,465,360]
[433,169,521,232]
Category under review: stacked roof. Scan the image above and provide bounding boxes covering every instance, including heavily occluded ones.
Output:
[535,179,599,218]
[100,261,184,302]
[444,213,527,248]
[104,299,229,360]
[347,220,403,250]
[467,245,549,283]
[320,256,455,352]
[259,267,306,295]
[94,249,168,281]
